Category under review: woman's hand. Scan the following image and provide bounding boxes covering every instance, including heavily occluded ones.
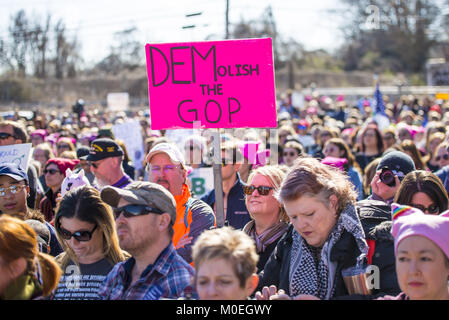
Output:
[292,294,321,300]
[175,233,193,249]
[255,286,292,300]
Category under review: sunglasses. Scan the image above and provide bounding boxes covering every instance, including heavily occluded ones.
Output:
[146,164,178,174]
[44,169,60,175]
[57,144,70,149]
[243,185,274,196]
[58,224,98,242]
[0,132,16,140]
[113,204,164,220]
[436,154,449,162]
[89,159,106,169]
[411,203,439,215]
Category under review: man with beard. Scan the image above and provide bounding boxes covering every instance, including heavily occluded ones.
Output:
[98,181,194,300]
[83,138,133,189]
[146,143,216,264]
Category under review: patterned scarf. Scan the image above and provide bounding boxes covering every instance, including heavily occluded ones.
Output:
[243,220,289,253]
[289,204,368,299]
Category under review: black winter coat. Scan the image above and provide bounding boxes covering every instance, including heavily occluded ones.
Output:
[256,224,362,298]
[256,200,401,299]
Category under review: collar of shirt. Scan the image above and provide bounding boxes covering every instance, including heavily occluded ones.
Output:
[111,174,133,189]
[122,243,173,287]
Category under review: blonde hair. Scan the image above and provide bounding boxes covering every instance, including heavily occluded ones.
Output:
[246,165,289,223]
[192,226,258,288]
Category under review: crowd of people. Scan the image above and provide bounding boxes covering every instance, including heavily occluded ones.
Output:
[1,91,449,301]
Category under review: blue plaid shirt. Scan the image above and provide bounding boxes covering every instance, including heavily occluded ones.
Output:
[98,244,194,300]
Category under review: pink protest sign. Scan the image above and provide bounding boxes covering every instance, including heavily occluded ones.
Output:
[145,38,277,130]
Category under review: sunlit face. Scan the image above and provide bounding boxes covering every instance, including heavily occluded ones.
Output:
[323,143,344,159]
[282,148,300,167]
[196,257,255,300]
[148,153,186,196]
[33,148,48,170]
[410,192,440,215]
[0,125,19,146]
[44,163,65,190]
[245,174,280,219]
[284,195,338,248]
[58,217,103,264]
[435,145,449,169]
[114,198,161,256]
[429,138,443,155]
[396,235,449,300]
[31,135,44,147]
[0,175,28,215]
[363,129,378,148]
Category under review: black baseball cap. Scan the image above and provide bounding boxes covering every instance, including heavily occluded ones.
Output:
[85,138,124,162]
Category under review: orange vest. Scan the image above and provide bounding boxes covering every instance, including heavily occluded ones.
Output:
[172,184,194,248]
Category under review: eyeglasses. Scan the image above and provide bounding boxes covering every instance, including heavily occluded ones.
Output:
[147,164,178,174]
[411,203,439,215]
[0,184,26,197]
[243,185,274,196]
[283,151,297,157]
[43,168,60,175]
[436,154,449,162]
[0,132,16,140]
[113,204,164,220]
[58,224,98,242]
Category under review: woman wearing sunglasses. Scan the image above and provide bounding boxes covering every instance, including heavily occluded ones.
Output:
[242,165,289,273]
[51,186,127,300]
[39,158,79,223]
[434,141,449,170]
[394,170,449,215]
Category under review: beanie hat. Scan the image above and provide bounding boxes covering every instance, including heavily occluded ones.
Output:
[391,203,449,260]
[321,157,348,172]
[45,158,80,177]
[376,151,416,180]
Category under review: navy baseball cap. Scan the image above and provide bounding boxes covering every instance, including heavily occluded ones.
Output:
[0,163,29,183]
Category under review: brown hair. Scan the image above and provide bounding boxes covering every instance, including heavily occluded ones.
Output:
[0,215,61,297]
[400,140,426,170]
[55,186,127,269]
[363,157,382,196]
[394,170,449,213]
[278,157,357,215]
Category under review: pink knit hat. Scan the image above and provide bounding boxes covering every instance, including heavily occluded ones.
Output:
[320,157,348,171]
[391,203,449,260]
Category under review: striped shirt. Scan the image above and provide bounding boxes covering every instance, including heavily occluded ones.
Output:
[98,244,194,300]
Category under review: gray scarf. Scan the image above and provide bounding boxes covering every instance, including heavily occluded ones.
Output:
[289,204,368,299]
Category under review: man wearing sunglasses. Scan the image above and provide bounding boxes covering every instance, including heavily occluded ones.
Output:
[82,138,133,189]
[99,181,194,300]
[0,120,44,209]
[146,143,216,264]
[201,141,251,230]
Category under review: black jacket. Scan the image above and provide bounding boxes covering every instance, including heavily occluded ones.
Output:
[256,224,362,298]
[257,200,401,299]
[354,199,401,298]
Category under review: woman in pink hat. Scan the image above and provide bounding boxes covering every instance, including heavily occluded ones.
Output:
[378,204,449,300]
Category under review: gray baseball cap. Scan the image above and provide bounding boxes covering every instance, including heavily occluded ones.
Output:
[100,181,177,224]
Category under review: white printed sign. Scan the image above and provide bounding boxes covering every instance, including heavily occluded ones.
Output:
[107,92,129,112]
[0,143,32,171]
[112,120,144,171]
[188,167,214,199]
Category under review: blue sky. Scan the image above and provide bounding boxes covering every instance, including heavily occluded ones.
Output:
[0,0,347,66]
